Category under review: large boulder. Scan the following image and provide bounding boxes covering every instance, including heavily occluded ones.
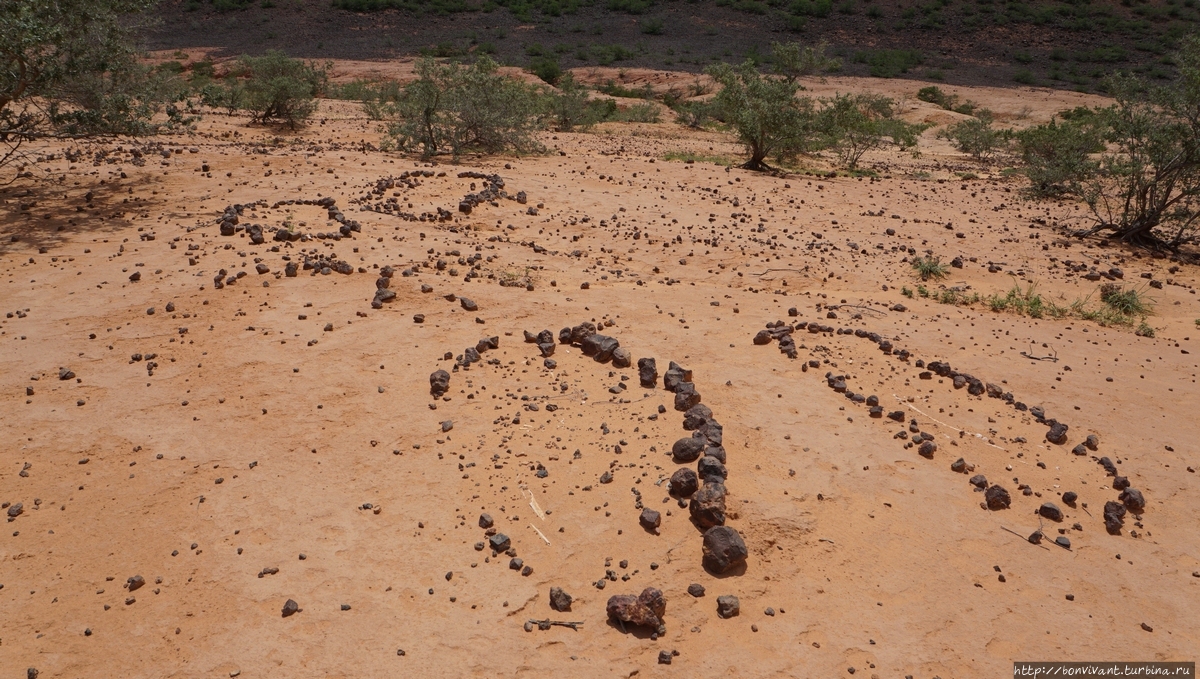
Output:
[985,484,1011,510]
[702,526,748,574]
[581,334,620,362]
[606,587,666,632]
[689,482,726,529]
[672,437,705,463]
[669,468,699,497]
[673,382,701,412]
[682,404,713,430]
[637,358,658,388]
[429,370,450,398]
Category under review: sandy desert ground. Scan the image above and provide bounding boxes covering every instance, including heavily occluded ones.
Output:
[1,67,1198,678]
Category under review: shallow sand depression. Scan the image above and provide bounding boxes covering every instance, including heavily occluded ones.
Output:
[1,72,1198,678]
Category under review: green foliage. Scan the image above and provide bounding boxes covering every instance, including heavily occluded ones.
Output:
[1,0,189,173]
[546,73,612,131]
[771,40,840,82]
[1013,68,1037,84]
[672,99,713,128]
[640,17,664,34]
[1018,36,1200,247]
[790,0,832,17]
[327,79,404,120]
[382,56,545,157]
[220,51,328,128]
[916,85,977,113]
[1136,321,1156,337]
[529,56,562,85]
[816,92,924,168]
[612,102,660,122]
[607,0,653,13]
[854,49,923,78]
[597,80,652,99]
[705,59,820,170]
[1099,283,1153,316]
[941,110,1009,160]
[910,255,949,280]
[1016,116,1104,197]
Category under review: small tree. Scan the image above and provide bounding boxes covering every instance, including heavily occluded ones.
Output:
[942,110,1008,161]
[384,56,544,158]
[1,0,183,177]
[705,59,819,170]
[817,93,924,169]
[546,73,610,132]
[771,40,840,84]
[235,51,328,129]
[1016,35,1200,247]
[1015,116,1103,197]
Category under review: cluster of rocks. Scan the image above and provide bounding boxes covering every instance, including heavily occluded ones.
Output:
[352,171,454,222]
[753,317,1149,538]
[523,320,631,368]
[371,266,396,308]
[472,518,533,577]
[455,172,528,216]
[658,367,747,576]
[216,197,361,244]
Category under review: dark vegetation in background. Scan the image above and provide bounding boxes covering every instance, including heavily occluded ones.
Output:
[156,0,1200,90]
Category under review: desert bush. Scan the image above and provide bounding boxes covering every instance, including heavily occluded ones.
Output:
[1015,117,1104,197]
[705,59,821,170]
[1,0,187,174]
[613,102,660,123]
[941,110,1008,160]
[1017,35,1200,247]
[771,40,840,83]
[816,92,924,168]
[220,51,328,128]
[546,73,613,131]
[529,56,562,85]
[854,49,923,78]
[672,99,713,128]
[382,56,545,157]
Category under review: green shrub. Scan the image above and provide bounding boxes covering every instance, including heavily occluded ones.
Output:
[529,56,562,85]
[855,49,923,78]
[790,0,832,17]
[640,17,664,34]
[2,0,190,168]
[672,99,712,128]
[220,51,328,128]
[607,0,653,13]
[614,102,660,122]
[1013,68,1037,84]
[382,56,544,157]
[817,92,924,168]
[546,73,612,131]
[705,59,821,170]
[941,111,1008,160]
[771,40,840,82]
[1015,117,1104,197]
[917,85,954,108]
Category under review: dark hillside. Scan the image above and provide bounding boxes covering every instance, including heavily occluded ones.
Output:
[148,0,1196,88]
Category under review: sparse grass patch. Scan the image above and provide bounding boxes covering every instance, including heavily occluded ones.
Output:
[911,256,949,280]
[1099,282,1153,317]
